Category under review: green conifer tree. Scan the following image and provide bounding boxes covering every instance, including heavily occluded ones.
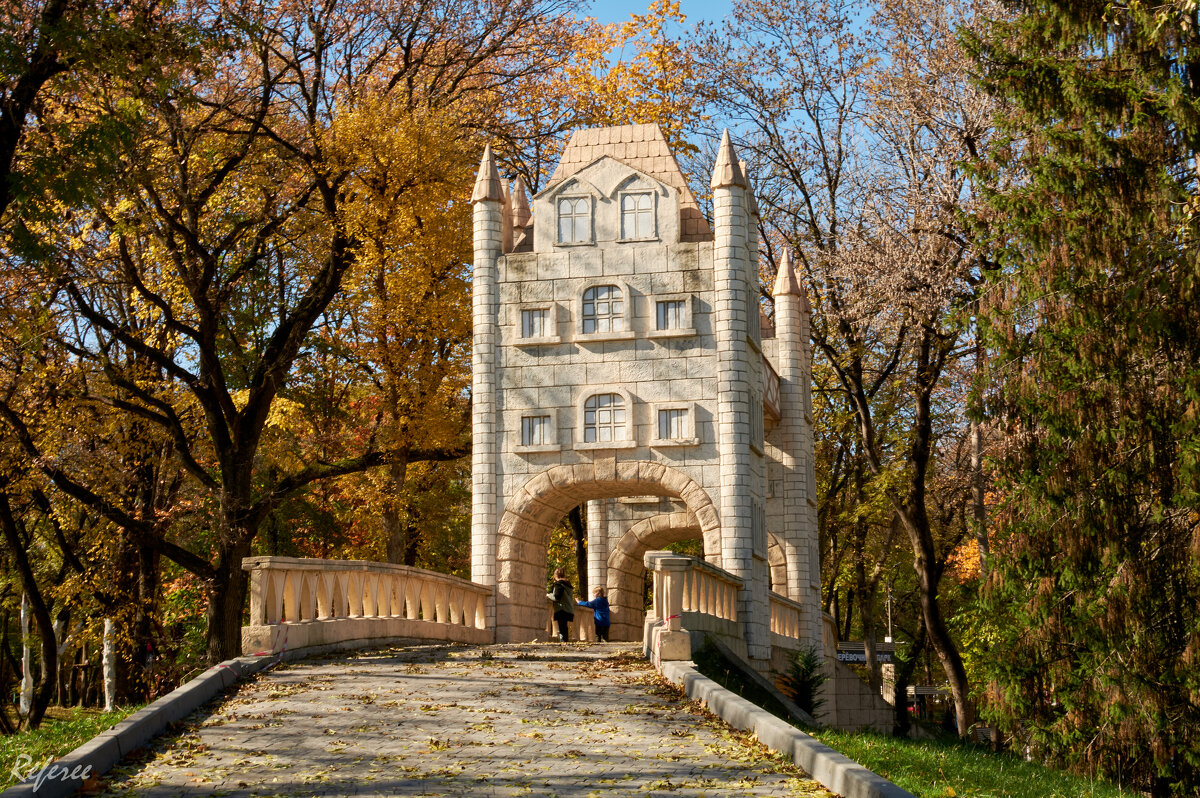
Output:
[967,2,1200,793]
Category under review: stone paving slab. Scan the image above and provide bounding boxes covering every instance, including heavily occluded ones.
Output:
[96,643,832,797]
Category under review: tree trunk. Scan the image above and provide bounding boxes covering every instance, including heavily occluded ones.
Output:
[568,506,587,597]
[901,328,972,737]
[906,520,972,736]
[103,619,116,712]
[1,494,58,730]
[136,539,161,698]
[892,617,926,737]
[384,459,411,564]
[205,535,253,664]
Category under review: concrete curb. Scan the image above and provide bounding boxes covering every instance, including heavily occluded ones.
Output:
[1,655,277,798]
[659,660,915,798]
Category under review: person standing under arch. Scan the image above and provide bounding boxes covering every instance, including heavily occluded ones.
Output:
[578,587,611,642]
[547,568,575,642]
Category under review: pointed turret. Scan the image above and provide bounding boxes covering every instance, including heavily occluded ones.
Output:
[470,146,502,586]
[710,130,746,189]
[500,178,513,253]
[773,250,802,297]
[510,175,531,229]
[740,159,760,218]
[471,145,503,204]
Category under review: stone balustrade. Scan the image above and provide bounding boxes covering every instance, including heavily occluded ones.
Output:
[241,556,493,656]
[644,551,743,662]
[769,591,805,646]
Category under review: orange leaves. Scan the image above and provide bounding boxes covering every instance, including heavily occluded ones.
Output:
[558,0,704,158]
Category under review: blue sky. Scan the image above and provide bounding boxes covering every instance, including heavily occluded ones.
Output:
[587,0,732,27]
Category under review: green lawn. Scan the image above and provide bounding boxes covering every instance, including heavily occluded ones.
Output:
[812,729,1140,798]
[0,706,140,790]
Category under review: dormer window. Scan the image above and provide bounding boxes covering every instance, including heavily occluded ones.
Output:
[557,197,591,244]
[620,192,655,240]
[582,285,624,334]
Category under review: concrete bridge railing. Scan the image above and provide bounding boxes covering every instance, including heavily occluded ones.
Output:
[769,591,805,646]
[241,556,493,656]
[643,552,813,666]
[644,551,744,662]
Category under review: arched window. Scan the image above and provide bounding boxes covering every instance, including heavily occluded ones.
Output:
[583,393,626,443]
[557,197,590,243]
[582,285,624,334]
[621,192,654,239]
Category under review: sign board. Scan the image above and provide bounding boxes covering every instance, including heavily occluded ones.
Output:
[835,642,894,663]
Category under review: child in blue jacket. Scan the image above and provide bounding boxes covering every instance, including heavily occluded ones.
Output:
[578,587,611,642]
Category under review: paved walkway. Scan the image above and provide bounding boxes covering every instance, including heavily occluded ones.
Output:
[99,643,831,797]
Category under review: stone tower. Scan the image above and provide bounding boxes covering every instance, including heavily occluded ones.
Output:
[470,124,820,667]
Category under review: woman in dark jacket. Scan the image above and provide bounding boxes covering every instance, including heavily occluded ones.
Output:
[547,568,575,642]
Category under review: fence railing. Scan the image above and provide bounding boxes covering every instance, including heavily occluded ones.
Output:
[241,556,492,655]
[644,552,742,659]
[768,591,805,646]
[544,598,594,642]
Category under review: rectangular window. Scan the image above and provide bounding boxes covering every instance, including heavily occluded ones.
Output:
[658,408,688,440]
[521,415,551,446]
[621,192,654,239]
[656,300,685,331]
[521,308,548,339]
[558,197,590,244]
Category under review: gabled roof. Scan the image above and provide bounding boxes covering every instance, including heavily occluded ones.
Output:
[545,124,712,242]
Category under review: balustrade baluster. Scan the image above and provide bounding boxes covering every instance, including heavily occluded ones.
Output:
[267,570,284,624]
[420,582,434,621]
[435,584,449,624]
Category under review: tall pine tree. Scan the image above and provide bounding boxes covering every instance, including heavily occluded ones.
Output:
[968,2,1200,793]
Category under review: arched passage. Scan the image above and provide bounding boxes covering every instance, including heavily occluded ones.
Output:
[606,511,711,642]
[494,462,720,642]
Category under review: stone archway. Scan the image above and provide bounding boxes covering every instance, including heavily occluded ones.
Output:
[494,462,720,642]
[606,511,710,642]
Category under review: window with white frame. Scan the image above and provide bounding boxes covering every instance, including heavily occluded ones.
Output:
[656,299,685,331]
[658,407,688,440]
[557,197,590,244]
[620,192,654,239]
[521,415,552,446]
[520,308,549,339]
[582,285,624,334]
[583,393,626,443]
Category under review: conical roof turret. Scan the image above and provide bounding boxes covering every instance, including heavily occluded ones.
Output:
[710,130,746,189]
[772,249,802,297]
[471,145,503,203]
[740,159,759,217]
[510,175,531,228]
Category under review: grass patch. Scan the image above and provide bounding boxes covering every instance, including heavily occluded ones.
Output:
[813,729,1139,798]
[0,705,141,790]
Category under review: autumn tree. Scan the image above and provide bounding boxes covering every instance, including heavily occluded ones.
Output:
[0,0,576,665]
[698,0,998,735]
[969,0,1200,790]
[328,98,474,566]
